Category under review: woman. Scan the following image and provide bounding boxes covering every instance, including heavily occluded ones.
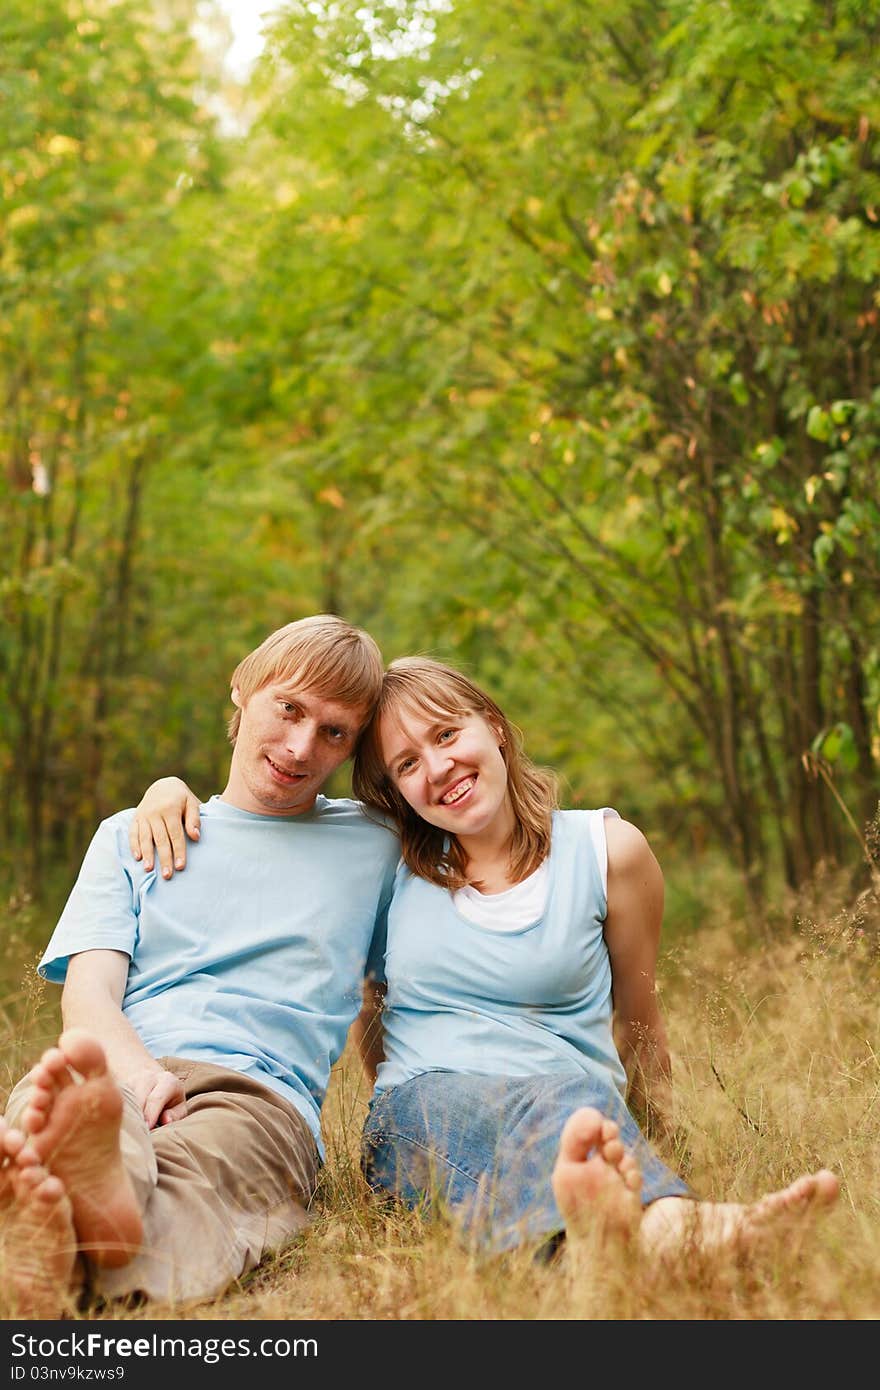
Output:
[130,657,839,1260]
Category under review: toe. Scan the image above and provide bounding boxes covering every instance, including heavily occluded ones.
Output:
[16,1162,50,1193]
[558,1108,606,1162]
[812,1170,840,1205]
[602,1138,625,1166]
[26,1086,53,1110]
[58,1030,109,1081]
[616,1151,642,1192]
[599,1119,620,1145]
[3,1129,28,1160]
[37,1048,70,1081]
[33,1173,66,1205]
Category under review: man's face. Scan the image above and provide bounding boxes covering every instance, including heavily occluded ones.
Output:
[224,681,369,817]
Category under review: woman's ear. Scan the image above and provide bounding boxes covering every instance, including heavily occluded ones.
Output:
[231,685,243,710]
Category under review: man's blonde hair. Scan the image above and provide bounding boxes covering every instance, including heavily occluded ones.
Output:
[227,614,383,743]
[352,657,558,888]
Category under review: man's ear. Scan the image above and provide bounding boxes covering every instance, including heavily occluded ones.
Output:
[231,685,243,710]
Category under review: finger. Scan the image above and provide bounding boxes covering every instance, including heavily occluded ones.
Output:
[166,814,188,873]
[135,818,155,873]
[142,1076,167,1127]
[184,794,201,844]
[159,1100,188,1125]
[143,1088,172,1129]
[142,1095,162,1129]
[127,1078,153,1114]
[143,1074,186,1129]
[150,818,175,880]
[128,816,142,861]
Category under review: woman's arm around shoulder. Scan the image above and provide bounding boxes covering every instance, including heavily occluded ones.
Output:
[127,777,202,879]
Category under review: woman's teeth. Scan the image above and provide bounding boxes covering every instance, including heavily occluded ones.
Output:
[441,777,475,805]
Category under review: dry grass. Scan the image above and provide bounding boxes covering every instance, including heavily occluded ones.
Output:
[1,877,878,1321]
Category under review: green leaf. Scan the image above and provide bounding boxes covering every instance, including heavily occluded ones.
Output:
[811,722,858,771]
[806,406,832,441]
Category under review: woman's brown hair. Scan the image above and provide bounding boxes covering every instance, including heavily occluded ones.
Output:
[352,657,558,889]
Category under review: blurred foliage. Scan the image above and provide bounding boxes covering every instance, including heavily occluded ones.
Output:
[1,0,878,916]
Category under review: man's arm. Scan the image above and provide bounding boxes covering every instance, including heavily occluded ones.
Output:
[62,950,187,1128]
[602,817,675,1150]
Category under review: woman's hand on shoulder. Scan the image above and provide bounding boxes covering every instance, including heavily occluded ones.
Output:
[128,777,202,878]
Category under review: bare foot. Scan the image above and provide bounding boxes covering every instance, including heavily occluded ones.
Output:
[19,1029,143,1267]
[551,1107,643,1246]
[0,1124,77,1317]
[641,1169,840,1261]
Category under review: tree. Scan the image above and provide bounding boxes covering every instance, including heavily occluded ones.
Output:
[251,0,880,903]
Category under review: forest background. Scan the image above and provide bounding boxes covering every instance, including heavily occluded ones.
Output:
[0,0,878,1321]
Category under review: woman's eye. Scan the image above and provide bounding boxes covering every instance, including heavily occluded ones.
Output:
[438,728,456,743]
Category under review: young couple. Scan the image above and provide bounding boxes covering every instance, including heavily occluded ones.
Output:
[0,615,838,1316]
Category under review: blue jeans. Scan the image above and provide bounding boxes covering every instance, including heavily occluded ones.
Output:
[362,1071,690,1254]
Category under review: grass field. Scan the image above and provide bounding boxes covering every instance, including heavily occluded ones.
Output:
[1,870,878,1322]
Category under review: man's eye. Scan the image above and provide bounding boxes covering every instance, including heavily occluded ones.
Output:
[438,728,456,742]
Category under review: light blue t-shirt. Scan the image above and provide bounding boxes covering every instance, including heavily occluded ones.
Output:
[40,795,399,1153]
[374,809,627,1095]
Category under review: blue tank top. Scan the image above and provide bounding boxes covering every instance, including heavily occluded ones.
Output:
[375,809,627,1095]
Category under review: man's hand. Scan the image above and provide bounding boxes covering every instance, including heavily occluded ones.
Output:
[126,1063,188,1129]
[128,777,202,878]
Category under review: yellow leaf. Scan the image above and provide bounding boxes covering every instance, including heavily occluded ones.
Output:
[318,486,345,509]
[8,205,39,229]
[46,135,81,156]
[771,506,798,542]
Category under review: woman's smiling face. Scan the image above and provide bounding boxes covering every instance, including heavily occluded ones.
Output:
[379,702,513,844]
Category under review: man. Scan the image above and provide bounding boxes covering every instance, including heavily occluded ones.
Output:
[0,614,399,1316]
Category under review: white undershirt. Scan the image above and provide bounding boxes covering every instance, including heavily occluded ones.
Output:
[452,807,620,932]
